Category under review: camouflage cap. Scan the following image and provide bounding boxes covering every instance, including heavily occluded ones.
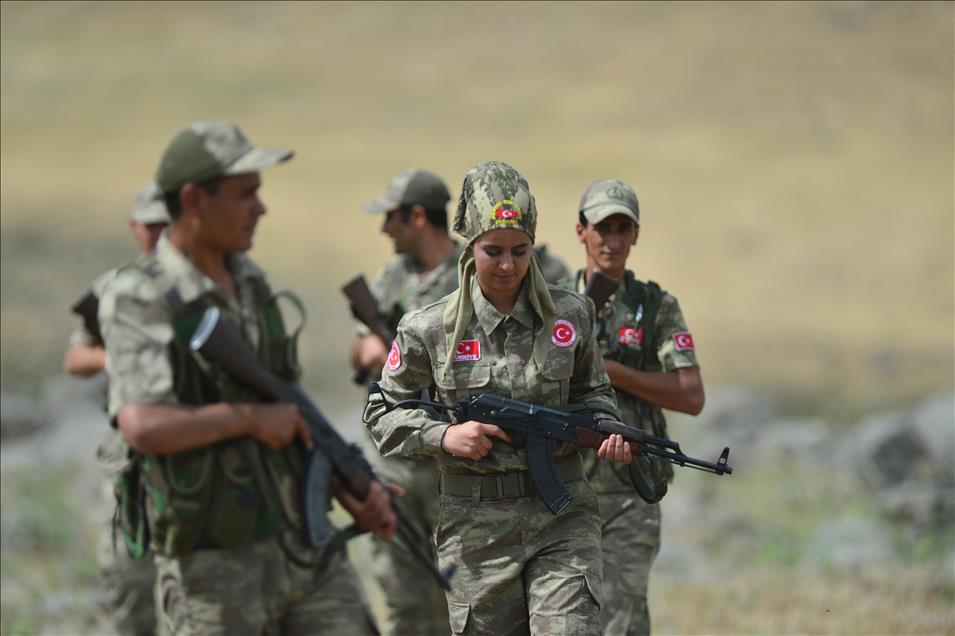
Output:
[130,181,170,224]
[453,160,537,242]
[156,121,293,193]
[361,169,451,214]
[579,178,639,226]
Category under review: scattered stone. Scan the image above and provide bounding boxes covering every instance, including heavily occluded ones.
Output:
[801,517,896,571]
[0,390,46,439]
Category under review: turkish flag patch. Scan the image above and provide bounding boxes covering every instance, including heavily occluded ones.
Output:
[551,319,578,348]
[386,340,402,371]
[617,326,644,346]
[672,331,695,351]
[454,339,481,362]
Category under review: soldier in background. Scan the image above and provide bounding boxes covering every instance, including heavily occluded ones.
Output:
[63,181,169,636]
[573,179,704,635]
[352,169,459,635]
[352,168,573,635]
[101,121,396,635]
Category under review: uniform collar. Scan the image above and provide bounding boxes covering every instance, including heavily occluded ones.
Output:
[471,275,537,335]
[154,232,265,306]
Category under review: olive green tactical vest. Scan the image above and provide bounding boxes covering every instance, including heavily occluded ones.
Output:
[131,260,311,558]
[583,271,674,496]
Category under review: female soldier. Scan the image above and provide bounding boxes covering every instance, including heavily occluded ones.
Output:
[364,161,631,636]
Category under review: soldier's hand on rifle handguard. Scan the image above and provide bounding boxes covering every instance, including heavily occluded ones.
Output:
[334,479,402,541]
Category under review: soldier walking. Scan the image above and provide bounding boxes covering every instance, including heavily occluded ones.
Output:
[573,179,705,635]
[364,160,632,636]
[100,121,398,635]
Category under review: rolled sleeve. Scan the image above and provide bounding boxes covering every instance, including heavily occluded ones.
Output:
[100,270,177,418]
[655,294,699,372]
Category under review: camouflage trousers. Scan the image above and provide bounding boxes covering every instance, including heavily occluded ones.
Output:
[154,536,378,635]
[96,436,157,636]
[96,518,157,636]
[370,457,449,636]
[596,494,661,636]
[436,477,603,636]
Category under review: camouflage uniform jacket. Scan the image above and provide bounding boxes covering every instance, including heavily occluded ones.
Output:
[101,234,276,417]
[576,269,699,493]
[365,277,620,474]
[100,234,310,555]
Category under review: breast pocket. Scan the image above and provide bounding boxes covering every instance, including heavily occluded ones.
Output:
[433,363,491,406]
[540,350,574,404]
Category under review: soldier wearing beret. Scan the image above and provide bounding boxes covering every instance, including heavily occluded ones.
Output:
[574,179,704,635]
[364,160,631,636]
[99,121,396,635]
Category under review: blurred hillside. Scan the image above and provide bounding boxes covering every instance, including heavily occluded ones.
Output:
[2,1,952,415]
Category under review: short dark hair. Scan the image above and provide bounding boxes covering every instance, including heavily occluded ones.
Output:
[578,211,588,227]
[399,203,449,230]
[162,176,223,220]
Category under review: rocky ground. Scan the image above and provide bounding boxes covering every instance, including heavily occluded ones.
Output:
[1,377,953,634]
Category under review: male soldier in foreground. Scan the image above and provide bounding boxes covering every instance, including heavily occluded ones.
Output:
[351,169,574,635]
[100,121,396,635]
[574,179,704,635]
[63,181,169,636]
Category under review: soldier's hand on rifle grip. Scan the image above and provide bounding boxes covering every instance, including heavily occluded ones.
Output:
[441,422,512,461]
[245,403,313,451]
[597,433,632,464]
[336,481,400,541]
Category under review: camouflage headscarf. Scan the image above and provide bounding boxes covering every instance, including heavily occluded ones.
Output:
[442,160,557,379]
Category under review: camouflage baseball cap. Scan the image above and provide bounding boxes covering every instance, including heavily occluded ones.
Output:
[579,178,639,225]
[361,169,451,214]
[130,181,170,224]
[453,160,537,242]
[156,121,293,193]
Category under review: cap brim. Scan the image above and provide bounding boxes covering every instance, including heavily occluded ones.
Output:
[224,147,294,175]
[130,201,171,224]
[361,195,400,214]
[583,204,639,226]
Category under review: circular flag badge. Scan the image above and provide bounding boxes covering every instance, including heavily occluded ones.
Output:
[386,340,402,371]
[551,319,578,348]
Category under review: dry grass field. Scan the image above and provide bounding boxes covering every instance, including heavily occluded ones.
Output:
[1,2,952,634]
[2,1,952,414]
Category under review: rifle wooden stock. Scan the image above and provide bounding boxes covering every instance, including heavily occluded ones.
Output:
[583,269,620,311]
[342,274,395,384]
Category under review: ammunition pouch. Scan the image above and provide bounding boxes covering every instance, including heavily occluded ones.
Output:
[114,447,150,559]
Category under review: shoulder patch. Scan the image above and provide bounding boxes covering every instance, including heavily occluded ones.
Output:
[386,340,402,371]
[672,331,695,351]
[551,319,578,348]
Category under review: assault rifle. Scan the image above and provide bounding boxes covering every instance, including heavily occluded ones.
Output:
[71,290,103,343]
[342,274,395,385]
[370,385,732,514]
[188,306,454,590]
